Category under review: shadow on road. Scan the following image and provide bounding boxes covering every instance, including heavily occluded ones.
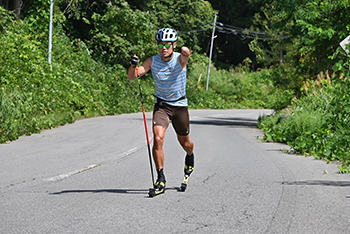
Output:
[50,187,180,195]
[190,117,258,128]
[283,180,350,187]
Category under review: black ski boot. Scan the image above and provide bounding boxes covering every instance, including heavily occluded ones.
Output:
[180,153,194,192]
[149,169,166,197]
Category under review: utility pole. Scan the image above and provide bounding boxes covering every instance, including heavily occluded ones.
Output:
[48,0,54,64]
[206,12,217,92]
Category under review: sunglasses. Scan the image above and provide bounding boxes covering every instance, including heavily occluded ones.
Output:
[158,43,172,49]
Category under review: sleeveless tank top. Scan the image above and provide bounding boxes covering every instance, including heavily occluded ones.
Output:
[151,52,187,106]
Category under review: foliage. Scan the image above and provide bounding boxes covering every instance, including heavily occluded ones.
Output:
[88,2,157,66]
[186,55,293,110]
[292,0,350,75]
[4,0,350,176]
[0,4,288,143]
[332,43,350,77]
[208,0,263,67]
[21,0,51,34]
[58,1,157,67]
[259,73,350,172]
[57,0,215,66]
[0,8,140,143]
[143,0,215,52]
[250,0,350,81]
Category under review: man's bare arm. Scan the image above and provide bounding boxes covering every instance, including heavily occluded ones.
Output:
[127,57,153,80]
[179,46,191,68]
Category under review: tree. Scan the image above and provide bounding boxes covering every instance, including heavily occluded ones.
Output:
[292,0,350,75]
[57,0,215,67]
[0,0,22,19]
[88,1,157,66]
[207,0,263,68]
[250,0,350,78]
[138,0,215,53]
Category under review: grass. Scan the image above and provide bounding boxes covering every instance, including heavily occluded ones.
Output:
[258,73,350,172]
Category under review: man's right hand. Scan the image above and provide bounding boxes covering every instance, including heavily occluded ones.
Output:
[131,54,140,66]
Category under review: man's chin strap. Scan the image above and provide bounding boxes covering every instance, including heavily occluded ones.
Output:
[164,52,173,59]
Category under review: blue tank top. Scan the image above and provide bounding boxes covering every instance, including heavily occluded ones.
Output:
[151,52,187,106]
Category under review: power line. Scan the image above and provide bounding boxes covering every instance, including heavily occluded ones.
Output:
[177,21,288,41]
[216,22,288,40]
[178,28,211,34]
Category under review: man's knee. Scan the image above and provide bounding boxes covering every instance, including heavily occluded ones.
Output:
[182,140,193,151]
[153,134,164,148]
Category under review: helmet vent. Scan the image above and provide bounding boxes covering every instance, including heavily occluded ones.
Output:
[155,28,177,42]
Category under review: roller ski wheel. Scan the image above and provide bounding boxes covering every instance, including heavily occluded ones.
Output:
[180,175,190,191]
[180,162,194,192]
[148,179,166,198]
[148,188,165,197]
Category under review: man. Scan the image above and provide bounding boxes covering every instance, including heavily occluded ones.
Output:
[127,28,194,195]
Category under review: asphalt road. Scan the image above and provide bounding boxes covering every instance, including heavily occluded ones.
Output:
[1,109,350,233]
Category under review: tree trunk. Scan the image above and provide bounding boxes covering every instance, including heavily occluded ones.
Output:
[13,0,21,19]
[0,0,9,10]
[0,0,22,19]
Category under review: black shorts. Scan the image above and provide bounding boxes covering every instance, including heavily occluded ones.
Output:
[153,103,190,136]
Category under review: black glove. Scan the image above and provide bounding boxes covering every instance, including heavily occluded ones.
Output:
[131,54,140,66]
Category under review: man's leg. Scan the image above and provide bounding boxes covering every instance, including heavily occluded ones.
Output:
[152,103,171,170]
[178,134,194,173]
[178,134,194,191]
[152,125,166,170]
[177,134,194,156]
[152,125,167,193]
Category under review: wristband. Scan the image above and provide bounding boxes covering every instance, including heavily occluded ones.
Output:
[181,51,193,57]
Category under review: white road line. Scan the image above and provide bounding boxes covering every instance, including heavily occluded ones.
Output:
[44,147,141,182]
[44,164,101,182]
[122,147,138,156]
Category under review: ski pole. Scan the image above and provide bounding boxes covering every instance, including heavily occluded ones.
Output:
[138,78,155,186]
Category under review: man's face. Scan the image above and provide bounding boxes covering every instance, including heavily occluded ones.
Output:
[158,42,176,57]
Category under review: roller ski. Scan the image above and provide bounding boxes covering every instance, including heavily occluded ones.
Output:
[180,153,194,192]
[148,169,166,197]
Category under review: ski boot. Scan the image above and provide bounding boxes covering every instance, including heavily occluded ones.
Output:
[180,153,194,192]
[149,170,166,197]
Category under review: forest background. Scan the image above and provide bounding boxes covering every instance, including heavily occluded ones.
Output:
[1,0,350,172]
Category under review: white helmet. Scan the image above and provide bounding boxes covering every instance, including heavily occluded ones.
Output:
[155,28,178,42]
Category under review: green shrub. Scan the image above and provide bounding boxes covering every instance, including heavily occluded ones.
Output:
[259,76,350,171]
[0,8,138,143]
[187,62,294,110]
